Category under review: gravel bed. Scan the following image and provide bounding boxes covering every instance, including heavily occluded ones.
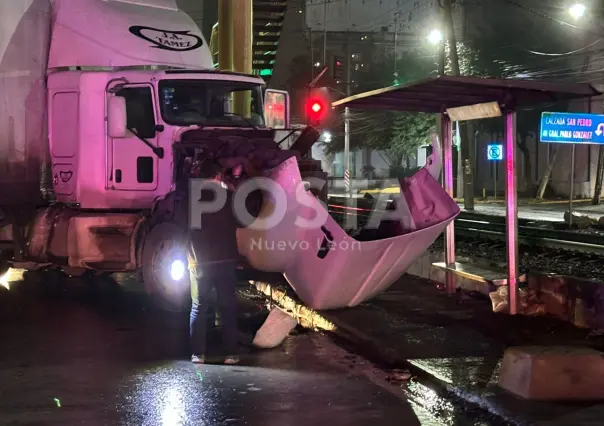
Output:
[431,237,604,282]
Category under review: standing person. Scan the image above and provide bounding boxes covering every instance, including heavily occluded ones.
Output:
[188,168,242,365]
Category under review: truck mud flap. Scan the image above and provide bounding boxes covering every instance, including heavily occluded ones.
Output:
[237,153,460,310]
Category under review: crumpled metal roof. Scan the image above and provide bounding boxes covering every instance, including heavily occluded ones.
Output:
[332,75,602,114]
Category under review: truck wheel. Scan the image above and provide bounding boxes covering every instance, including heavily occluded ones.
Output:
[141,222,190,312]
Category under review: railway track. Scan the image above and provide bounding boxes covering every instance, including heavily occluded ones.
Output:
[455,218,604,255]
[326,201,604,255]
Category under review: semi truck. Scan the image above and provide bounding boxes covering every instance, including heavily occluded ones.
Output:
[0,0,320,307]
[1,0,461,312]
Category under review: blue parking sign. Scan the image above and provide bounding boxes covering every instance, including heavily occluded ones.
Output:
[487,144,503,161]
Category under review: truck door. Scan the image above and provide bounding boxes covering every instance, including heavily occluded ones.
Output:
[109,85,159,191]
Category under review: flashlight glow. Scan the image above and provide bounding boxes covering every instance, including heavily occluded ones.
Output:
[170,260,186,281]
[0,271,9,290]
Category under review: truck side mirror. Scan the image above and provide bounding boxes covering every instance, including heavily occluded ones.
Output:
[264,89,289,129]
[107,96,127,138]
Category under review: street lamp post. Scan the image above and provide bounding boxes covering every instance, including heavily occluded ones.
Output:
[567,3,593,216]
[428,28,444,75]
[427,29,443,45]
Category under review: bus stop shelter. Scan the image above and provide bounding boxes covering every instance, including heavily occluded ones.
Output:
[332,75,602,315]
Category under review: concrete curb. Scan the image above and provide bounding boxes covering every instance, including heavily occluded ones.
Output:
[407,249,604,331]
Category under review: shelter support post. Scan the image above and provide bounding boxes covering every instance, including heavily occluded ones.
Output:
[493,160,497,200]
[344,33,351,197]
[569,145,575,226]
[442,114,456,294]
[505,110,519,315]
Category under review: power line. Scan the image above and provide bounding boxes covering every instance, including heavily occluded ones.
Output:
[496,0,604,38]
[520,38,602,57]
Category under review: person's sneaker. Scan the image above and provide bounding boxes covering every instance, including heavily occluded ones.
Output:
[191,355,205,364]
[223,355,240,365]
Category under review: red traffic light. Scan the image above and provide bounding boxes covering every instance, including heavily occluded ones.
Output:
[307,98,325,117]
[305,89,331,126]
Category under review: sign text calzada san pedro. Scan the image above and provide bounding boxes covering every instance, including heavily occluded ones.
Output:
[540,112,604,144]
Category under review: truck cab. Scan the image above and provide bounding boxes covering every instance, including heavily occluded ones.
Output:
[1,0,293,309]
[49,68,276,210]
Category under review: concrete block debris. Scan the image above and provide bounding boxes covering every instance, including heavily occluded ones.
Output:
[252,306,298,349]
[499,346,604,400]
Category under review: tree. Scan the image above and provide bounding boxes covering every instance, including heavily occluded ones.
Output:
[594,148,604,205]
[536,145,559,200]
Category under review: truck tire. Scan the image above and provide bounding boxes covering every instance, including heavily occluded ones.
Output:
[140,222,190,312]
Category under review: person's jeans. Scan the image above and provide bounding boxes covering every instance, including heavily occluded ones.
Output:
[189,262,238,356]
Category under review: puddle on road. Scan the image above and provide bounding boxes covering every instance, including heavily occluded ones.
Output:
[408,357,502,387]
[405,380,501,426]
[323,334,511,426]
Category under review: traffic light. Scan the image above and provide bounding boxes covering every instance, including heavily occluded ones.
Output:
[307,98,325,126]
[333,55,344,80]
[305,88,331,127]
[392,71,401,86]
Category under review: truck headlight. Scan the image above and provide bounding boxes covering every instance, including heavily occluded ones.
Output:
[170,259,186,281]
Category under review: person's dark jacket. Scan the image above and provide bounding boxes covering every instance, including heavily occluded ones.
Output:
[189,184,240,266]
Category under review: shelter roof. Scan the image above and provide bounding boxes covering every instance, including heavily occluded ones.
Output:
[332,76,601,114]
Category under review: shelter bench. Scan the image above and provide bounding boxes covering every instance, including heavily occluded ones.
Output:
[432,261,527,287]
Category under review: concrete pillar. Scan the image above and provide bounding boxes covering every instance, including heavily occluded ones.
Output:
[217,0,234,71]
[232,0,253,116]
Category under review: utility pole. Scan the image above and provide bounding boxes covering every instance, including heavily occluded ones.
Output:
[571,42,592,219]
[393,13,399,75]
[435,0,445,170]
[344,31,351,198]
[442,0,474,209]
[442,0,459,75]
[594,146,604,205]
[323,0,328,66]
[590,11,604,204]
[437,3,445,75]
[309,27,314,79]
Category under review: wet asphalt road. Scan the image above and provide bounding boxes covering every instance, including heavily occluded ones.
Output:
[0,272,421,426]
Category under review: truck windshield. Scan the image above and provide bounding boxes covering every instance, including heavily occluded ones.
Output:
[158,80,265,127]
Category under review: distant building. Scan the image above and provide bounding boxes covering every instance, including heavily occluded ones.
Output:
[305,0,439,34]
